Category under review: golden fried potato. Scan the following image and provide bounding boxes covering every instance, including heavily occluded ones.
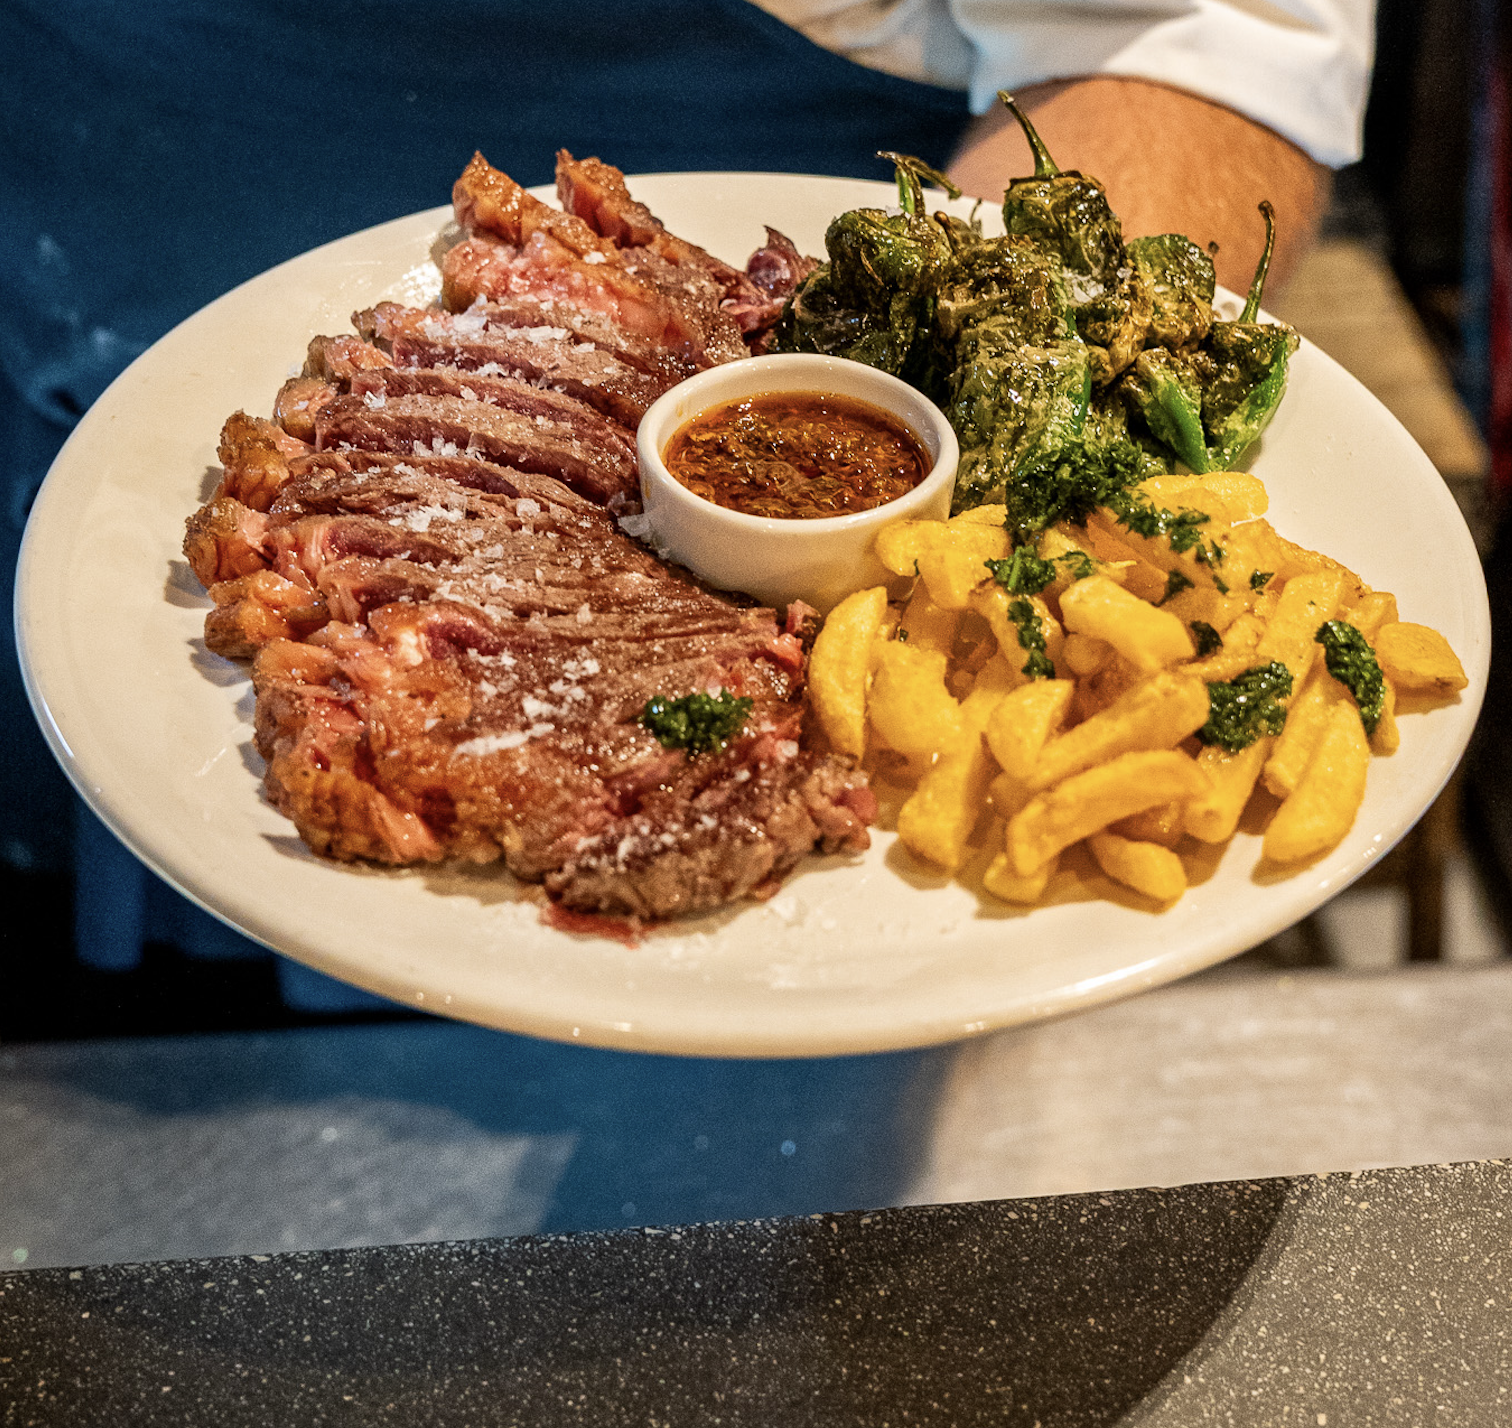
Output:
[1262,665,1337,799]
[1059,575,1195,673]
[1262,701,1371,864]
[896,665,1017,871]
[984,679,1075,782]
[876,521,1009,610]
[1005,749,1210,876]
[1135,472,1269,525]
[808,585,888,759]
[983,848,1057,904]
[1375,622,1469,694]
[1185,736,1273,844]
[971,585,1064,677]
[898,583,960,654]
[1087,830,1187,902]
[1112,801,1187,849]
[1253,569,1348,685]
[869,641,961,757]
[1027,670,1209,793]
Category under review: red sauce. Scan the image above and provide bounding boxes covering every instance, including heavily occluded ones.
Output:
[662,391,930,520]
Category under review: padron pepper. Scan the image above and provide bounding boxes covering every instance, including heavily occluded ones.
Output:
[774,151,958,379]
[997,92,1152,387]
[1119,202,1298,473]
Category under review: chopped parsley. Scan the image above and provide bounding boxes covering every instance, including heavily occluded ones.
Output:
[639,688,753,754]
[1190,621,1222,657]
[1250,570,1274,591]
[1106,490,1226,570]
[1316,620,1385,734]
[1006,598,1055,679]
[1162,570,1194,604]
[1197,662,1292,752]
[985,547,1096,596]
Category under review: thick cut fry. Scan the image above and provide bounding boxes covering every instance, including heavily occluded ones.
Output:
[984,848,1057,903]
[1253,569,1347,685]
[1185,736,1273,843]
[949,504,1009,528]
[876,520,1009,585]
[897,737,995,871]
[1062,632,1113,676]
[984,679,1075,781]
[898,585,959,653]
[987,770,1032,821]
[1340,590,1398,641]
[1263,702,1371,864]
[1060,575,1195,672]
[1086,504,1235,596]
[971,585,1064,677]
[1161,583,1250,635]
[1262,666,1337,798]
[1136,472,1269,525]
[869,642,960,757]
[896,672,1012,871]
[1088,830,1187,902]
[808,586,888,759]
[1375,622,1468,693]
[1112,801,1186,849]
[1183,613,1265,683]
[1027,670,1209,792]
[1005,750,1210,875]
[1082,521,1171,603]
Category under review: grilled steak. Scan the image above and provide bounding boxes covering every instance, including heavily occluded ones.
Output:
[185,152,867,922]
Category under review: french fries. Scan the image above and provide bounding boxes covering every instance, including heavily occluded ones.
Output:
[804,471,1467,913]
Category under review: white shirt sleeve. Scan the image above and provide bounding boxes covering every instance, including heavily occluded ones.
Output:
[750,0,1376,167]
[950,0,1376,166]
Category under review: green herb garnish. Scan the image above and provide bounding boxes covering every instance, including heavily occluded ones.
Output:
[639,689,753,754]
[1197,662,1292,752]
[1105,491,1226,570]
[1190,621,1222,657]
[1250,570,1273,591]
[985,547,1097,595]
[1006,598,1055,679]
[1162,570,1194,604]
[1315,620,1385,734]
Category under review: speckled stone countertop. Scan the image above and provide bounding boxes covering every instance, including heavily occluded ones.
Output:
[2,1160,1508,1426]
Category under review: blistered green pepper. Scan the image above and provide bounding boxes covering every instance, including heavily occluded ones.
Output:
[1119,203,1297,472]
[1126,233,1216,350]
[998,91,1124,282]
[775,153,958,377]
[996,92,1150,385]
[1199,203,1299,470]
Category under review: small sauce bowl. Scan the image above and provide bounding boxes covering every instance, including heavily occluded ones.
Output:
[637,354,958,614]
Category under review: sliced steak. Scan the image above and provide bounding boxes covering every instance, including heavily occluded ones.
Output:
[358,301,667,426]
[313,390,635,504]
[187,150,877,923]
[242,469,869,915]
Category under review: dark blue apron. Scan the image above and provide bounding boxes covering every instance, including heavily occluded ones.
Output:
[0,1,971,1002]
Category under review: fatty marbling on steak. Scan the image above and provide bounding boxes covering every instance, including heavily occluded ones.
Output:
[184,153,873,921]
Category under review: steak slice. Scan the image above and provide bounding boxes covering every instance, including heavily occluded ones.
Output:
[313,390,635,504]
[358,301,667,426]
[242,467,870,916]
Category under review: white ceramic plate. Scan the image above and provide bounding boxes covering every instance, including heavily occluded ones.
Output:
[17,174,1490,1057]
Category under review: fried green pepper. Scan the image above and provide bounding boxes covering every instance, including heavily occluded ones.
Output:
[1126,233,1216,350]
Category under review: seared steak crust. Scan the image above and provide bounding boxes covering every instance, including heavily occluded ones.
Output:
[185,153,872,922]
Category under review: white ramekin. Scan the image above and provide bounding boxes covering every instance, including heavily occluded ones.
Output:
[636,353,958,614]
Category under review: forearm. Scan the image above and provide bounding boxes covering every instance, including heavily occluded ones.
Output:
[947,76,1332,295]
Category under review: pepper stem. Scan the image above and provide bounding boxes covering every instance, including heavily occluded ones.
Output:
[878,152,961,216]
[997,91,1060,178]
[1241,201,1277,322]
